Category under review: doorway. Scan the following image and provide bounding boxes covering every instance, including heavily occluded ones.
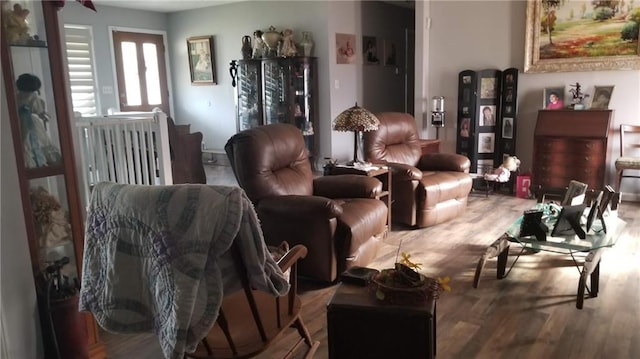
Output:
[112,30,170,114]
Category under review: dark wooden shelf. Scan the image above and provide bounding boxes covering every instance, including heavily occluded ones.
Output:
[25,164,65,179]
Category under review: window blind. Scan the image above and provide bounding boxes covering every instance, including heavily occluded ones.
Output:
[64,24,98,116]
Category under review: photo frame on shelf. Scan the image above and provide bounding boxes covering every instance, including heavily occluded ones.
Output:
[590,85,614,109]
[187,36,216,85]
[362,36,380,65]
[524,0,640,73]
[543,87,565,109]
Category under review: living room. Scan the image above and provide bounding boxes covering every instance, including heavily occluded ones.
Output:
[2,0,639,358]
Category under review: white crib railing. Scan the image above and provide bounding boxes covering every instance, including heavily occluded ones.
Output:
[74,111,173,207]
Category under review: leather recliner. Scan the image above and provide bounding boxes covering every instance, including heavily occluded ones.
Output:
[364,112,472,228]
[225,123,388,282]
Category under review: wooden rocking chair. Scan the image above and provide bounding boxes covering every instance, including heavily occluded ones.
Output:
[185,242,319,359]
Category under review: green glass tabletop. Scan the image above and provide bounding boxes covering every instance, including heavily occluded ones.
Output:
[505,203,626,254]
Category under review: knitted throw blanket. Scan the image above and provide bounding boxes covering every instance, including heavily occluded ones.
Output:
[79,182,289,359]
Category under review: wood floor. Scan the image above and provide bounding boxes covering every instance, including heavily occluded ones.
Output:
[100,164,640,359]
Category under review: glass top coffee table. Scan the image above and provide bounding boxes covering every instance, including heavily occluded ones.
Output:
[473,203,627,309]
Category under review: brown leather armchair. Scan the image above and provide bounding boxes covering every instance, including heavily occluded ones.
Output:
[363,112,472,228]
[225,123,388,282]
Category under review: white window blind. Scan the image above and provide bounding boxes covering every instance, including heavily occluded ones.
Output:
[64,24,98,116]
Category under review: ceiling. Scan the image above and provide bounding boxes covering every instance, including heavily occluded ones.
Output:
[91,0,414,13]
[91,0,244,13]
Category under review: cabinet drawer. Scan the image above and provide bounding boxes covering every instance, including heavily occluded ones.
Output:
[534,152,604,166]
[533,170,602,188]
[534,164,601,177]
[535,138,604,154]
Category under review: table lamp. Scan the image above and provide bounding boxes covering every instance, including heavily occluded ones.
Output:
[333,102,379,166]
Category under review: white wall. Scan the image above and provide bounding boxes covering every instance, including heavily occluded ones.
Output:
[1,71,44,359]
[420,0,640,197]
[166,1,330,159]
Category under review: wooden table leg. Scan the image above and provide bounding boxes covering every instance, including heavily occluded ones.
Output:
[576,249,604,309]
[473,234,510,288]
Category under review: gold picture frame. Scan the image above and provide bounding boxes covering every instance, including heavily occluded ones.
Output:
[524,0,640,73]
[187,36,216,85]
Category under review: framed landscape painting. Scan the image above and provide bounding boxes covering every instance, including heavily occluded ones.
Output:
[524,0,640,73]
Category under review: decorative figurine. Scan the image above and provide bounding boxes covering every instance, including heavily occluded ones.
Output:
[569,82,590,109]
[16,73,62,168]
[3,3,31,44]
[252,30,265,59]
[280,29,297,57]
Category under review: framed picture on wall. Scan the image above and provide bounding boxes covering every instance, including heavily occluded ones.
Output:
[336,33,356,64]
[362,36,380,65]
[187,36,216,85]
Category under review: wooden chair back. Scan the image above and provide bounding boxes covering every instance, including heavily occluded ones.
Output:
[185,242,319,359]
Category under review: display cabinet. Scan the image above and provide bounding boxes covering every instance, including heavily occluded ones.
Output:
[1,1,104,357]
[230,56,318,162]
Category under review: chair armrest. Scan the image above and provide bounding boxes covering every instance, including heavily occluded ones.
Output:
[276,244,308,272]
[417,153,471,173]
[386,162,422,181]
[258,195,343,219]
[313,175,382,199]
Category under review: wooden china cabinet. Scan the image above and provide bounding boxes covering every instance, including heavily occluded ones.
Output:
[1,1,104,357]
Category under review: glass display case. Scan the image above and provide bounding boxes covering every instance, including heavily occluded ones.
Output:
[230,56,318,161]
[1,1,104,357]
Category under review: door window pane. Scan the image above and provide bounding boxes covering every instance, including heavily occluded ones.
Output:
[143,43,161,105]
[121,41,141,106]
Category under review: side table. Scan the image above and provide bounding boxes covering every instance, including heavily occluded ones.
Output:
[327,283,436,359]
[326,165,392,228]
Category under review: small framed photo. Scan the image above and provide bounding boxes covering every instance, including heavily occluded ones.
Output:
[459,117,470,138]
[504,105,513,114]
[383,39,396,66]
[480,77,497,99]
[336,33,356,64]
[363,36,380,65]
[590,86,614,109]
[502,117,514,139]
[477,159,494,176]
[478,133,495,154]
[187,36,216,85]
[478,105,496,126]
[543,87,565,109]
